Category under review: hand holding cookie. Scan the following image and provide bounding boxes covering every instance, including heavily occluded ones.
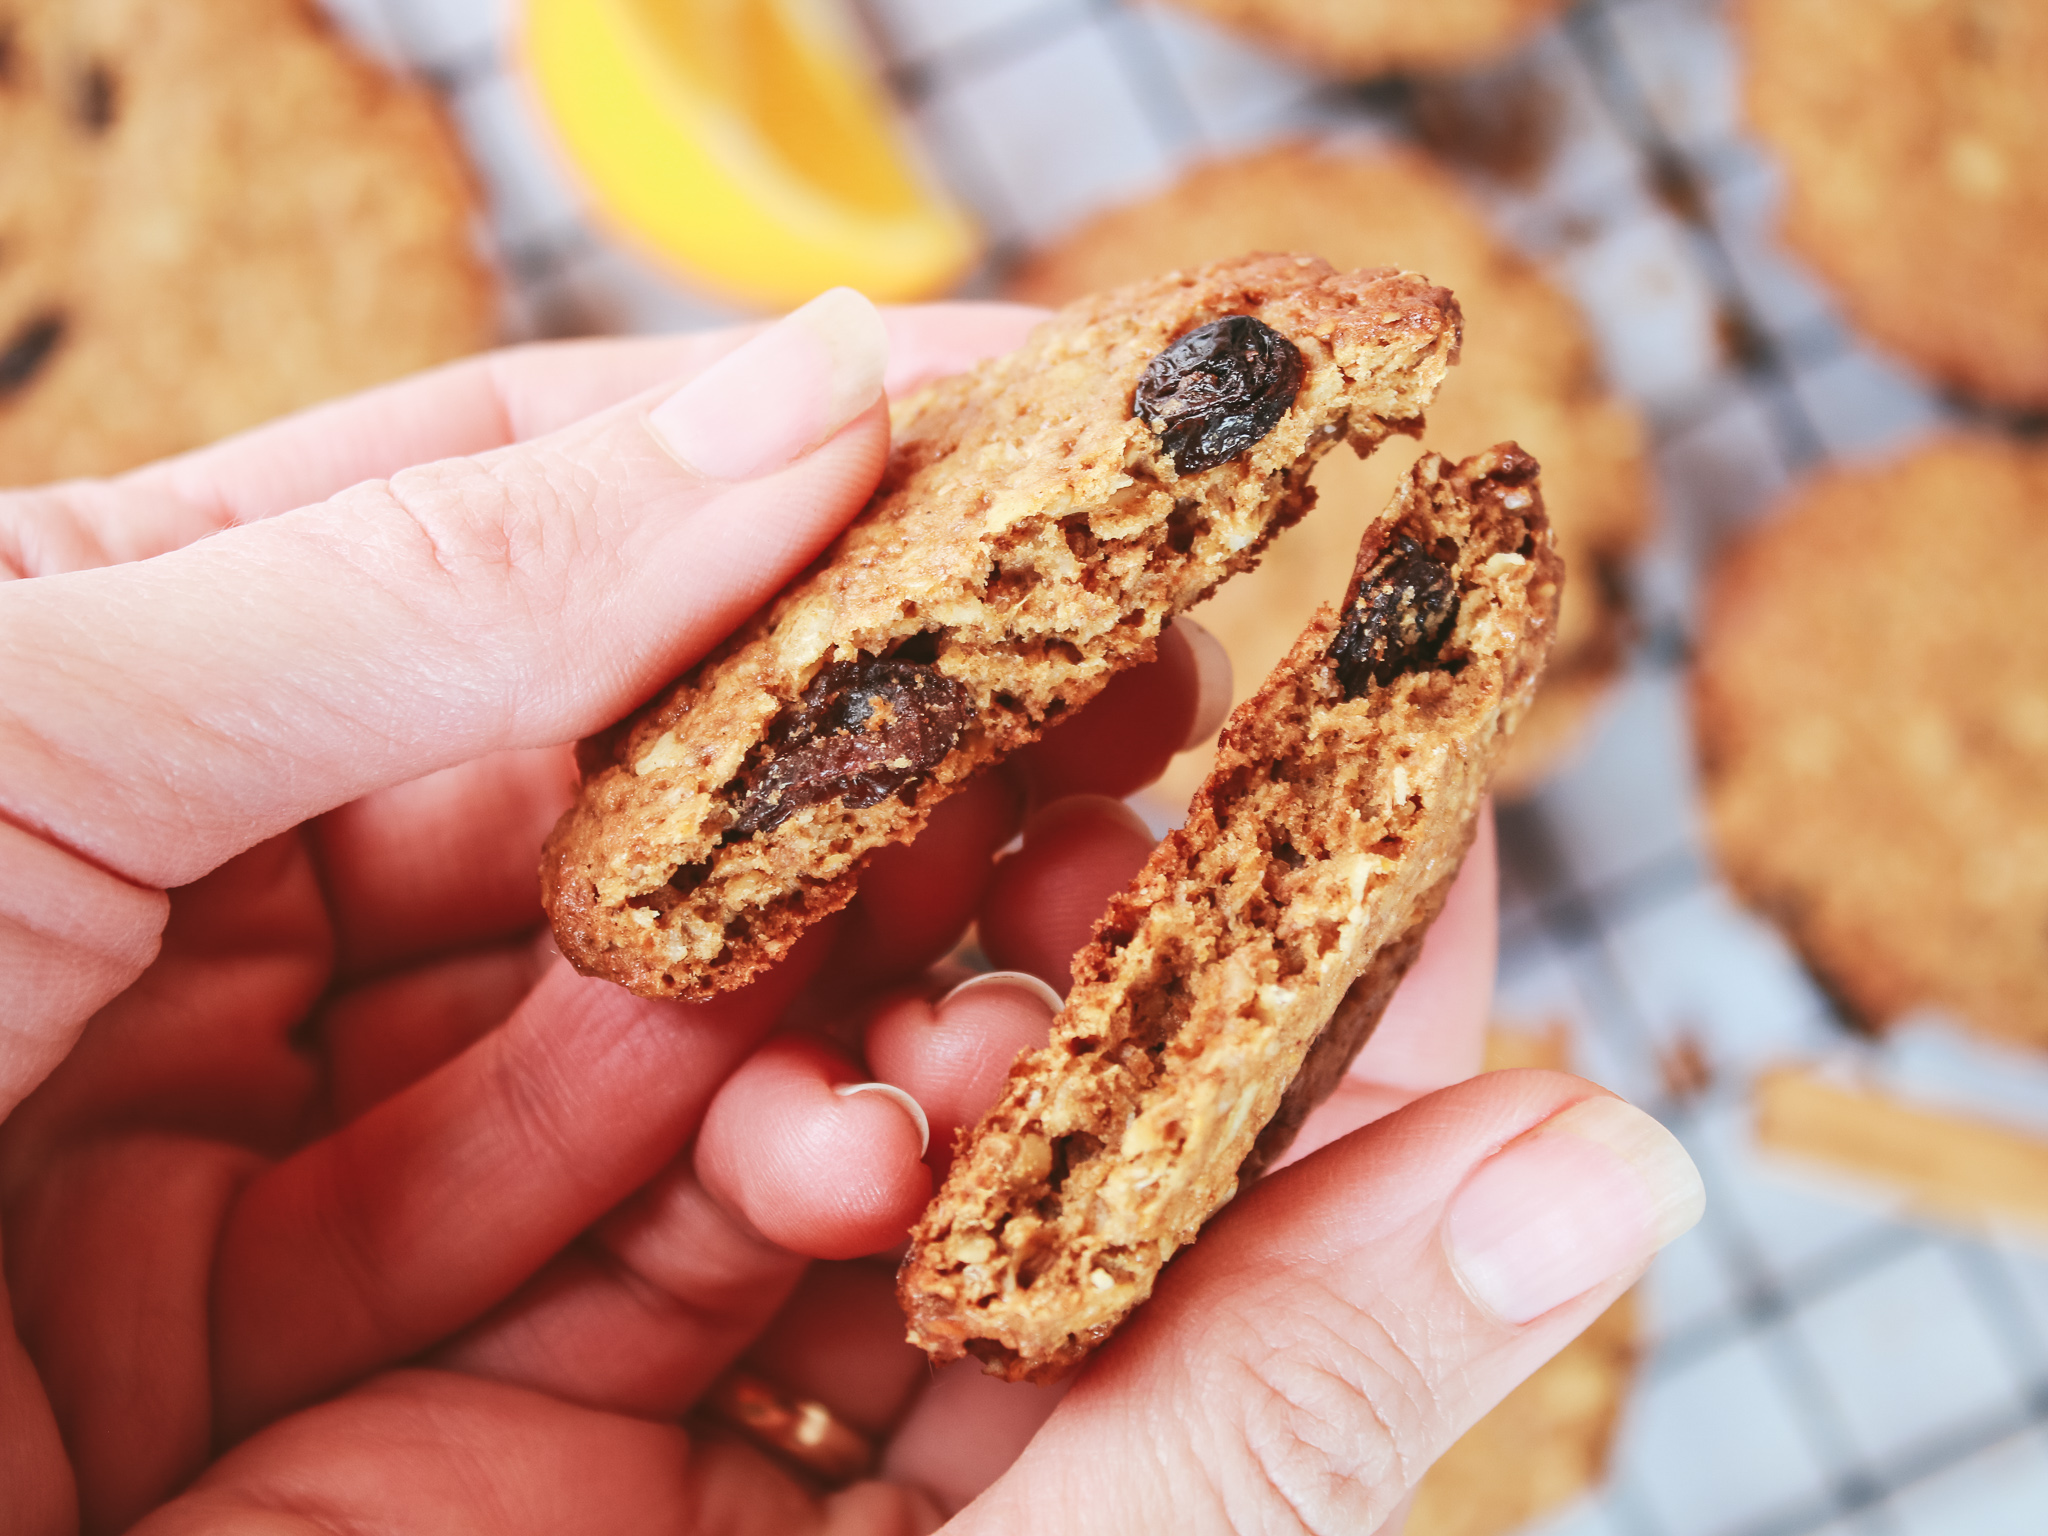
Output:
[0,294,1699,1532]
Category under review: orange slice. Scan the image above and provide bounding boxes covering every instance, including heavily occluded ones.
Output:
[521,0,979,309]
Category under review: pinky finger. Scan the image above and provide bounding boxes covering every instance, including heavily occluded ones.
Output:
[696,1037,932,1260]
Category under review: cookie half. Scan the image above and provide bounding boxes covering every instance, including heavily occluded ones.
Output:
[1011,141,1647,799]
[543,255,1462,1000]
[898,443,1561,1381]
[1695,436,2048,1049]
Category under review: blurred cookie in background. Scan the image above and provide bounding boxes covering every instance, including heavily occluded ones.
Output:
[1408,1023,1640,1536]
[0,0,497,486]
[1739,0,2048,409]
[1159,0,1570,77]
[1694,438,2048,1051]
[1011,142,1650,801]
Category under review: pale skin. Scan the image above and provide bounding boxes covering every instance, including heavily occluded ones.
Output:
[0,299,1699,1535]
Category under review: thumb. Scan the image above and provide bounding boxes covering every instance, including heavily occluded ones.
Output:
[958,1071,1703,1535]
[0,288,891,892]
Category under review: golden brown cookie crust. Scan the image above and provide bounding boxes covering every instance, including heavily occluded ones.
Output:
[1695,437,2048,1049]
[1739,0,2048,408]
[898,444,1562,1381]
[1012,141,1647,799]
[0,0,496,486]
[544,255,1463,1000]
[1161,0,1569,77]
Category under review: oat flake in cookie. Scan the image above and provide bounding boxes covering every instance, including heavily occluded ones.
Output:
[543,255,1462,1000]
[899,444,1561,1382]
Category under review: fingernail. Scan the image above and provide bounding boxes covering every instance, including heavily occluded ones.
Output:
[1170,616,1234,750]
[835,1081,931,1157]
[1444,1096,1704,1325]
[939,970,1065,1014]
[647,288,887,481]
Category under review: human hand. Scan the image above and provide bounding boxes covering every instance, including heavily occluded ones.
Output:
[0,292,1702,1535]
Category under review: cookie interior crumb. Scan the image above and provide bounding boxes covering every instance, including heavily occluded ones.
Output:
[899,444,1561,1380]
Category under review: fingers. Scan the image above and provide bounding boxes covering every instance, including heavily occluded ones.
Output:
[209,948,817,1437]
[319,940,550,1124]
[3,291,894,891]
[737,1263,930,1438]
[134,302,1038,527]
[0,817,166,1117]
[431,1157,809,1419]
[863,972,1061,1181]
[429,972,1058,1419]
[128,1371,704,1536]
[131,1368,944,1536]
[694,1037,932,1262]
[311,746,579,979]
[822,770,1023,992]
[977,797,1156,992]
[882,1362,1072,1519]
[3,304,1045,582]
[961,1072,1703,1535]
[1011,618,1227,806]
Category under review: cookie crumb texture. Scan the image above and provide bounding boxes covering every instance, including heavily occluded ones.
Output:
[1740,0,2048,408]
[1695,437,2048,1050]
[899,444,1561,1381]
[1162,0,1569,77]
[0,0,496,486]
[544,255,1460,999]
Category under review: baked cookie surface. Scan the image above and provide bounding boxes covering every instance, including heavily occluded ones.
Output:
[1012,142,1646,798]
[899,444,1561,1381]
[1695,437,2048,1050]
[1161,0,1567,77]
[544,255,1462,1000]
[0,0,496,486]
[1739,0,2048,408]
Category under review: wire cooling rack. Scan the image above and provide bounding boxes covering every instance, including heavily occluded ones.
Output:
[318,1,2048,1530]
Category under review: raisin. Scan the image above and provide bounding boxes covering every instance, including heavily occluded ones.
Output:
[1328,534,1458,697]
[0,311,63,396]
[76,62,116,132]
[1133,315,1303,475]
[726,655,971,839]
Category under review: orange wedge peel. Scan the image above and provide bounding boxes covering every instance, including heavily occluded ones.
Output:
[521,0,979,310]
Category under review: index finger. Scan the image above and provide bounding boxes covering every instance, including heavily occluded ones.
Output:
[4,303,1048,580]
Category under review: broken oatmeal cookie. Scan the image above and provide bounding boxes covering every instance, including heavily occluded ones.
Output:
[899,444,1560,1381]
[543,254,1461,999]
